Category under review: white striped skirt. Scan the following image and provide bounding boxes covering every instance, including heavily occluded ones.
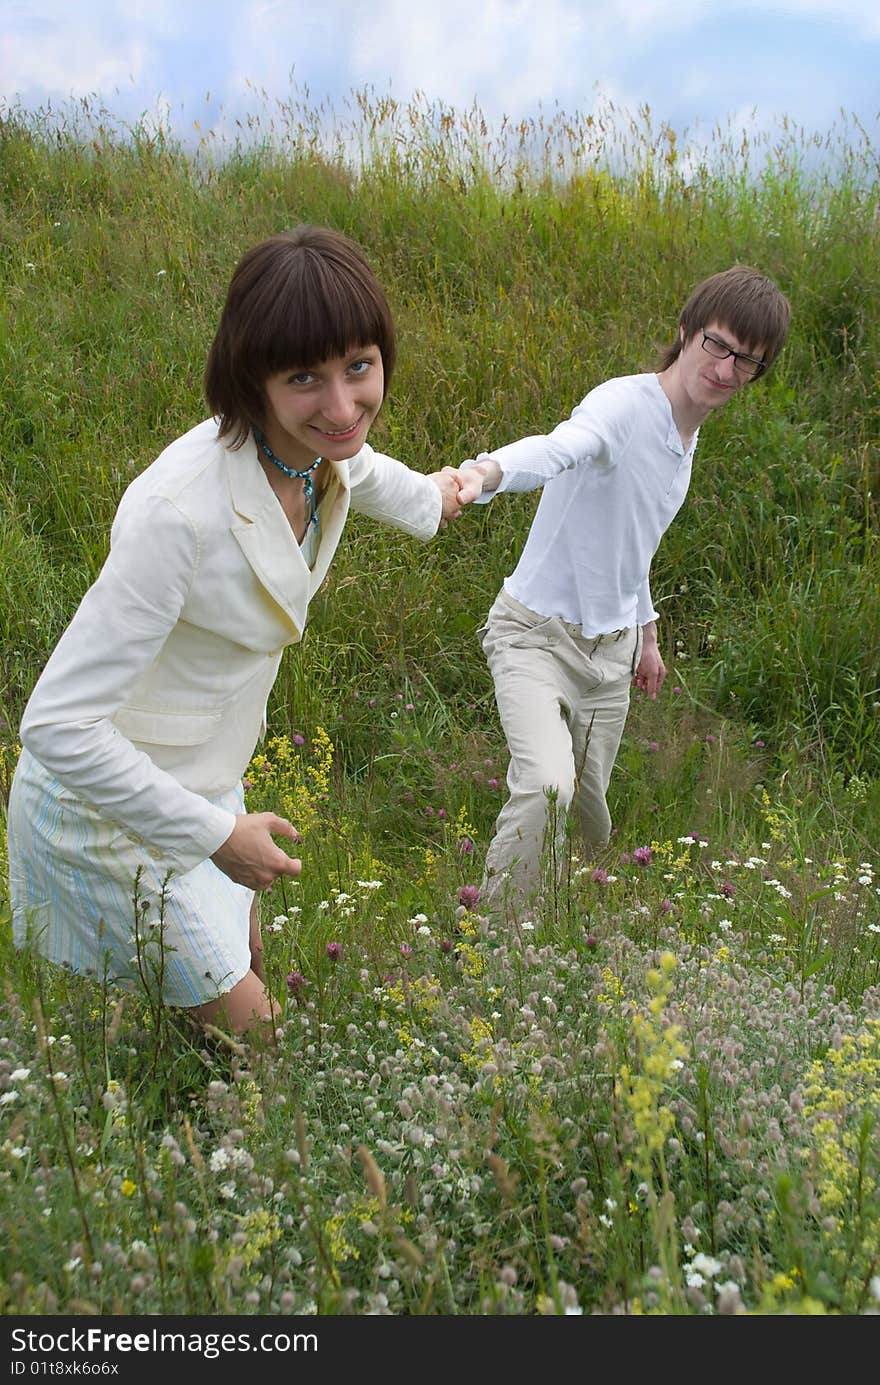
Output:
[7,747,253,1007]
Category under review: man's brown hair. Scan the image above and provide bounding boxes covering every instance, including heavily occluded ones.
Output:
[205,225,396,447]
[658,265,791,376]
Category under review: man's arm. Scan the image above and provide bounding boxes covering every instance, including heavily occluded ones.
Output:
[632,620,666,700]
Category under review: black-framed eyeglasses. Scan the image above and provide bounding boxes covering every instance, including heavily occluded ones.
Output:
[700,329,766,379]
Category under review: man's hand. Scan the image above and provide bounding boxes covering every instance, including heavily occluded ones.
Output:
[428,459,503,526]
[427,465,489,525]
[632,622,666,700]
[457,458,501,504]
[211,813,302,892]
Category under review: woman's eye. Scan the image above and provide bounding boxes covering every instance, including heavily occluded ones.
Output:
[289,371,315,386]
[348,360,371,376]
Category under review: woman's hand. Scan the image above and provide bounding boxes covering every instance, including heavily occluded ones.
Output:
[211,813,302,891]
[428,465,479,524]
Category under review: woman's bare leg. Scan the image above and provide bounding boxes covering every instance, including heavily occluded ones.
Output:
[186,897,277,1034]
[190,968,276,1034]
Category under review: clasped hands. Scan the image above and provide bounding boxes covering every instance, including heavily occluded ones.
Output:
[430,459,500,526]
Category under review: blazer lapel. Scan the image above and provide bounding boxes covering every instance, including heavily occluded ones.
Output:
[309,459,350,595]
[227,439,351,633]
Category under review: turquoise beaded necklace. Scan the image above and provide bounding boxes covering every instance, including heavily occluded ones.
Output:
[253,427,321,532]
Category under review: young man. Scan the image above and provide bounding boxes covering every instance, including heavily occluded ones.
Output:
[458,265,791,915]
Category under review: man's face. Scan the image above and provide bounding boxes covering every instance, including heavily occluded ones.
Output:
[676,320,765,415]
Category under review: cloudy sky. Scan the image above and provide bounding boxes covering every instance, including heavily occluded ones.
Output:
[1,1,877,152]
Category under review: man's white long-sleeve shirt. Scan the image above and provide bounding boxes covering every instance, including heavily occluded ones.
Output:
[466,372,697,637]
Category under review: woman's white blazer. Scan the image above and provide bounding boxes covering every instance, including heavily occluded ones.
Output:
[18,419,441,874]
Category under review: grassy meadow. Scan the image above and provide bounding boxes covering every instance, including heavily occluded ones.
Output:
[1,91,879,1316]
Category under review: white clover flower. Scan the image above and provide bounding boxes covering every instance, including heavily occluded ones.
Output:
[209,1148,230,1172]
[417,925,431,936]
[218,1181,237,1199]
[691,1253,723,1278]
[357,880,383,889]
[520,921,535,931]
[716,1279,742,1296]
[10,1069,30,1082]
[718,919,733,931]
[684,1267,705,1288]
[157,268,167,276]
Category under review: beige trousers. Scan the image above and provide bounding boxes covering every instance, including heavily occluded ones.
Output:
[479,588,642,913]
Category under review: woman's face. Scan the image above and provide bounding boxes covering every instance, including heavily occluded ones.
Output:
[260,344,385,466]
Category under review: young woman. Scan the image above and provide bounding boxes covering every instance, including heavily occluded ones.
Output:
[8,225,468,1032]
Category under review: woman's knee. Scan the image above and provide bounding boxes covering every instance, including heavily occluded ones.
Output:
[189,969,276,1034]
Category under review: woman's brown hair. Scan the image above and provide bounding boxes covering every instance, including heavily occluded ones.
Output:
[205,225,396,447]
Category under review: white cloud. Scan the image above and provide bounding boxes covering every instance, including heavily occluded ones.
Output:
[2,0,878,142]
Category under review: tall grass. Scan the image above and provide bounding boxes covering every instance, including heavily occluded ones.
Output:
[0,90,879,1316]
